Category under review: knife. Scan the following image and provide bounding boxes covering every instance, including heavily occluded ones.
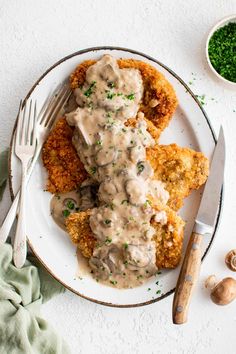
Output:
[172,126,225,324]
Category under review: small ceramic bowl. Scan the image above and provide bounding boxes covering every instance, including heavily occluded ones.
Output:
[206,15,236,87]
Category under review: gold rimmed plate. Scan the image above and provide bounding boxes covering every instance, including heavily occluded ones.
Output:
[9,47,222,307]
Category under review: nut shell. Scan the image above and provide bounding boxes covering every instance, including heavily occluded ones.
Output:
[225,249,236,271]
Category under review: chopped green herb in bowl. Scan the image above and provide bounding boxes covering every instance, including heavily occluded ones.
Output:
[206,17,236,85]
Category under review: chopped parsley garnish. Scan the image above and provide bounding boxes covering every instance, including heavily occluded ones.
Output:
[121,199,129,205]
[105,203,114,210]
[195,94,206,106]
[105,237,112,244]
[90,166,97,175]
[110,280,117,285]
[126,93,135,100]
[62,209,70,218]
[104,219,112,225]
[208,22,236,82]
[117,93,123,97]
[147,288,151,291]
[108,82,115,88]
[66,200,75,210]
[156,290,161,295]
[124,260,128,265]
[137,162,145,175]
[106,117,116,126]
[95,140,102,145]
[143,199,152,208]
[123,243,129,250]
[107,91,116,99]
[84,81,96,97]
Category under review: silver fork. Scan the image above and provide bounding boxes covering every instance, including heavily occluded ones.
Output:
[0,84,71,248]
[13,100,37,268]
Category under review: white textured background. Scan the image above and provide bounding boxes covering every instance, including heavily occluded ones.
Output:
[1,1,236,353]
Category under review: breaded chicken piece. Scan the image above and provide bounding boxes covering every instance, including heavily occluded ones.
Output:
[43,119,208,210]
[65,210,96,258]
[42,118,87,193]
[42,117,160,193]
[70,58,178,139]
[151,203,185,268]
[147,144,209,211]
[65,204,185,269]
[126,117,160,141]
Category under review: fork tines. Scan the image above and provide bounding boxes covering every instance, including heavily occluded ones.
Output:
[39,84,72,128]
[16,100,37,147]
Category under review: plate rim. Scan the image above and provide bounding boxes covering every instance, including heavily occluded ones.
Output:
[8,46,223,308]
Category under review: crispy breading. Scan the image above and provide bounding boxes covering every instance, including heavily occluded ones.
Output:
[43,57,178,192]
[42,58,208,272]
[70,58,178,139]
[147,144,209,210]
[42,120,208,209]
[151,203,185,269]
[42,118,87,193]
[65,204,185,269]
[65,210,96,258]
[42,117,159,193]
[126,117,160,142]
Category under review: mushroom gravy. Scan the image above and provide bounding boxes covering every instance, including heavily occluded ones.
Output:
[65,55,169,288]
[50,180,98,230]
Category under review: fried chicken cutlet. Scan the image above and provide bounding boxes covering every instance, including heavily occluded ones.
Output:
[65,204,185,269]
[42,118,208,211]
[70,58,178,139]
[147,144,209,210]
[42,118,87,193]
[42,56,208,275]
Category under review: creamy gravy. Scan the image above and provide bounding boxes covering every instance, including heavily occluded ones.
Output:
[50,181,98,230]
[51,191,80,230]
[65,55,169,288]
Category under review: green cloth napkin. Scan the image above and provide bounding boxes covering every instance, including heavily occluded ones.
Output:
[0,150,70,354]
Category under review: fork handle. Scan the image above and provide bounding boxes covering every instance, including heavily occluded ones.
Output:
[13,160,29,268]
[0,191,20,245]
[0,143,41,245]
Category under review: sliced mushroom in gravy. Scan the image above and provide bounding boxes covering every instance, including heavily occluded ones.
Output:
[64,55,169,288]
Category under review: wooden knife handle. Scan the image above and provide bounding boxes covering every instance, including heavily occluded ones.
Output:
[172,232,202,324]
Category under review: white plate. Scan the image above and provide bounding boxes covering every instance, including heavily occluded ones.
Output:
[9,47,222,307]
[205,14,236,88]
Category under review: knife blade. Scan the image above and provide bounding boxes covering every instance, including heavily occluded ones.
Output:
[194,126,225,235]
[172,126,225,325]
